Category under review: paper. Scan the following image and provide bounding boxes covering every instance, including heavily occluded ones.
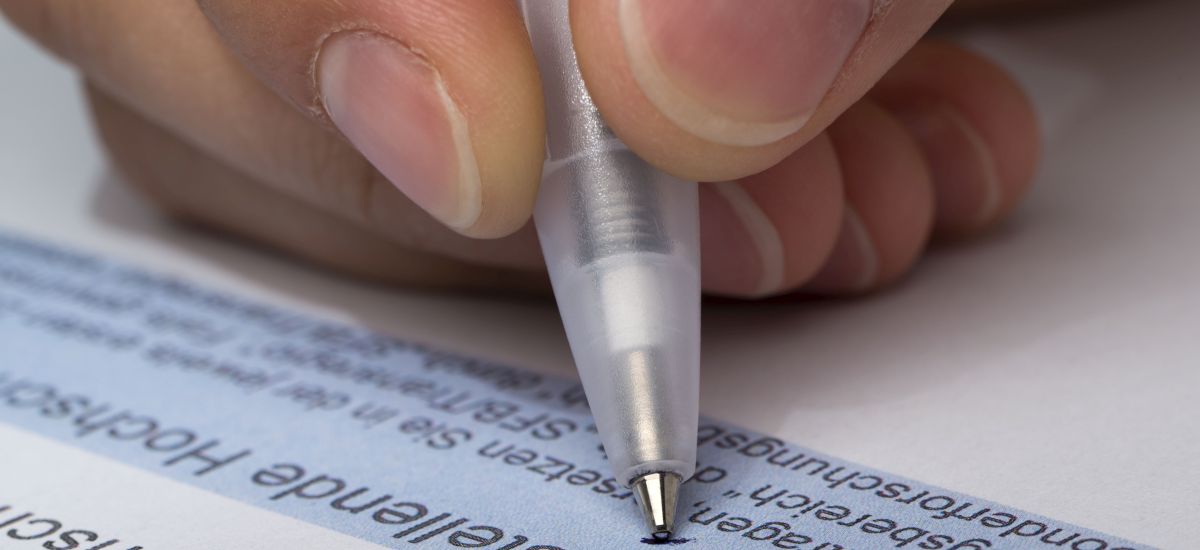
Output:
[0,230,1149,550]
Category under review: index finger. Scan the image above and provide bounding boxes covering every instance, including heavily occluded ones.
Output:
[197,0,547,238]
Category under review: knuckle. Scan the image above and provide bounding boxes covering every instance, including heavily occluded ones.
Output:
[0,0,85,62]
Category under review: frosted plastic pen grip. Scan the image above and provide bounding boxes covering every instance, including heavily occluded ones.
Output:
[523,0,701,484]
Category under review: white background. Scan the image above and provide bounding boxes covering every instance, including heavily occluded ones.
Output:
[2,2,1197,548]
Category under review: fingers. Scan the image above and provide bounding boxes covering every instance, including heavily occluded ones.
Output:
[87,82,547,292]
[571,0,955,182]
[196,0,545,236]
[871,41,1040,237]
[3,0,1039,298]
[700,101,933,298]
[0,0,545,238]
[805,101,934,293]
[699,136,844,297]
[697,41,1039,298]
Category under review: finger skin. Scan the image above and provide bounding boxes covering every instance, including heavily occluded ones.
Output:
[571,0,954,182]
[196,0,546,237]
[0,0,1039,298]
[806,100,935,293]
[1,0,546,238]
[87,82,548,293]
[700,36,1038,298]
[700,135,844,298]
[86,72,849,299]
[872,41,1040,236]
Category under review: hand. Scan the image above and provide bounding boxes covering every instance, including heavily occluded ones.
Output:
[1,0,1038,297]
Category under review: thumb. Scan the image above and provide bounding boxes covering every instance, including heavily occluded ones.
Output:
[197,0,545,238]
[571,0,954,182]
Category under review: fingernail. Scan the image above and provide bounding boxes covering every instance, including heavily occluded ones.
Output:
[618,0,872,147]
[892,102,1002,229]
[809,206,878,292]
[318,31,481,230]
[703,182,786,297]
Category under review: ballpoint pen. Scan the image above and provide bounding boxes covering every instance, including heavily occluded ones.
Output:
[521,0,701,540]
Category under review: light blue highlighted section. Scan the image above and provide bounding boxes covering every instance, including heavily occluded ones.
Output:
[0,231,1147,549]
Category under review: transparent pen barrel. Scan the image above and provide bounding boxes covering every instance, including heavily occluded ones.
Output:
[535,150,700,484]
[524,0,700,485]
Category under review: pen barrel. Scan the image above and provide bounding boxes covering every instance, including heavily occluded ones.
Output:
[524,0,700,484]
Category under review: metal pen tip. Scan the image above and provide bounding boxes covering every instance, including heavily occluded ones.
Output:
[632,472,681,540]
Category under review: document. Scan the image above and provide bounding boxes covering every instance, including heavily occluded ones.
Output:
[0,230,1148,549]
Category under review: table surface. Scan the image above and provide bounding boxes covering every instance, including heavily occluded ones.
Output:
[2,3,1197,547]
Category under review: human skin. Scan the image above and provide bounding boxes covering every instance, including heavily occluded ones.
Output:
[0,0,1040,296]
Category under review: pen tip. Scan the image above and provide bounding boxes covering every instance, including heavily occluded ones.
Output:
[632,472,681,540]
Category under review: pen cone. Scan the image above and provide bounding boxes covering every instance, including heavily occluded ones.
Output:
[632,472,680,540]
